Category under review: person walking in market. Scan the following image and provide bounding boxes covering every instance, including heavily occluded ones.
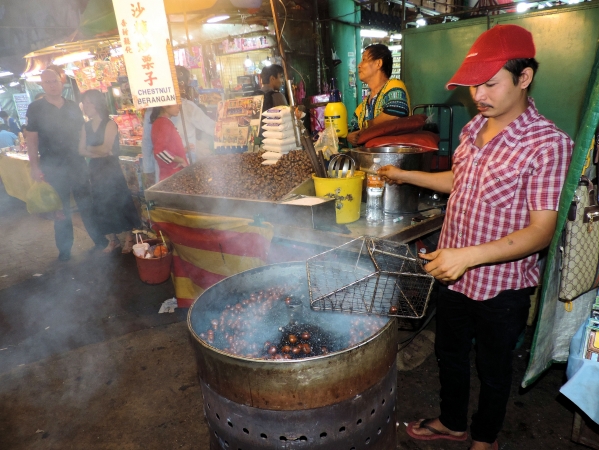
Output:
[26,69,106,261]
[378,25,573,450]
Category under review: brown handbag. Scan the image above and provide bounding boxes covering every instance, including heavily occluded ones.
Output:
[559,176,599,301]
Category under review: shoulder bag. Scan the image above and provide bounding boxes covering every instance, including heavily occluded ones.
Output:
[559,176,599,301]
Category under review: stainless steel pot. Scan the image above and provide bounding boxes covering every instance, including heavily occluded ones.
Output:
[350,146,434,214]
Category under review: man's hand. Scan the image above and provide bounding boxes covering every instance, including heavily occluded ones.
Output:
[31,166,44,182]
[378,165,406,185]
[420,247,475,282]
[347,130,361,146]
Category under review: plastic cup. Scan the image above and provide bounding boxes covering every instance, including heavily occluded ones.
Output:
[133,242,150,257]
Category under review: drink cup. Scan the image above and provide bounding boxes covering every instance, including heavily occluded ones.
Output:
[133,242,150,257]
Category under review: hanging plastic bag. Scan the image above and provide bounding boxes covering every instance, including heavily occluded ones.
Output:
[314,121,339,160]
[26,181,63,214]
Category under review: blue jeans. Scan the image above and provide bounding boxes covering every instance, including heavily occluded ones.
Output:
[436,284,532,443]
[41,157,106,253]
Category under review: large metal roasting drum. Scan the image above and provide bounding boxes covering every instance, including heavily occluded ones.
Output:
[188,262,399,449]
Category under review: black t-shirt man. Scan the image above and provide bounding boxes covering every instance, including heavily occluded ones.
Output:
[26,97,84,164]
[25,69,105,260]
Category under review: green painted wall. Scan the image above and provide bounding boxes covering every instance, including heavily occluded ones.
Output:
[327,0,359,114]
[403,3,599,144]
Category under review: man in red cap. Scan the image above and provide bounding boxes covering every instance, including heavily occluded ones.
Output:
[380,25,572,450]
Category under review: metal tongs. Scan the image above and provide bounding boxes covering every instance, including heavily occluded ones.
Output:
[328,154,356,178]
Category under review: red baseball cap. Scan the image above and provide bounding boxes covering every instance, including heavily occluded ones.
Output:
[445,25,535,90]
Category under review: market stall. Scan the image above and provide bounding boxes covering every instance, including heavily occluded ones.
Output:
[0,150,33,202]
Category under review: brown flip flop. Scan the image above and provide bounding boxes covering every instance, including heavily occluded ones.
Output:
[406,418,468,441]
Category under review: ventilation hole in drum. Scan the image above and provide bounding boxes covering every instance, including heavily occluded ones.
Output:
[381,399,386,405]
[260,433,268,439]
[356,419,362,425]
[320,432,327,439]
[224,441,229,448]
[377,428,382,435]
[214,432,218,438]
[365,437,371,444]
[339,426,346,433]
[279,436,287,441]
[227,420,233,428]
[299,436,308,442]
[371,409,376,415]
[393,406,396,412]
[387,416,390,423]
[350,448,356,450]
[207,403,211,409]
[243,428,249,434]
[216,413,220,420]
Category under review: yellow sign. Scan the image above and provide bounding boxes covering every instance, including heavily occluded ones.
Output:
[112,0,177,109]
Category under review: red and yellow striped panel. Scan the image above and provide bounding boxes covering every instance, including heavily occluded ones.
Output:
[150,208,274,308]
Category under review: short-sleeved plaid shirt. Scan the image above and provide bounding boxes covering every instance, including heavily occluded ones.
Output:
[438,98,573,301]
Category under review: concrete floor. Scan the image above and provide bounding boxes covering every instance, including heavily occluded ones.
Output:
[0,182,591,450]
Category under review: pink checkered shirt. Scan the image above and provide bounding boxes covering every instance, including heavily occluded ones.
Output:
[438,98,573,300]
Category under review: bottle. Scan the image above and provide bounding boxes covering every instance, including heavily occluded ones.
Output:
[324,78,348,138]
[366,157,385,224]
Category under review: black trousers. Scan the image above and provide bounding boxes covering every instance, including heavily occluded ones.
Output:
[41,157,106,253]
[436,284,532,443]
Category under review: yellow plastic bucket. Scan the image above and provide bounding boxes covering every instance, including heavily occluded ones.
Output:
[313,171,364,224]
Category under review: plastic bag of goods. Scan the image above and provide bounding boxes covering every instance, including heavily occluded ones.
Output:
[26,181,63,214]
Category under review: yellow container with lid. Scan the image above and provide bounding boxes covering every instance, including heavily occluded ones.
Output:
[324,101,348,138]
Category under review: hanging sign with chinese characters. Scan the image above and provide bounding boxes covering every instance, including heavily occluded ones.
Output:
[112,0,178,109]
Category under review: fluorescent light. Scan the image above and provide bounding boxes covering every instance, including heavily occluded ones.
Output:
[52,51,94,65]
[172,40,179,47]
[0,71,13,77]
[9,81,20,87]
[416,13,427,27]
[388,45,402,52]
[360,29,387,38]
[110,47,123,57]
[262,56,272,66]
[112,87,122,97]
[516,2,531,12]
[207,15,230,23]
[244,55,253,68]
[389,33,402,41]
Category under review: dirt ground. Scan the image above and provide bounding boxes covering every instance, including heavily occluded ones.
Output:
[0,182,594,450]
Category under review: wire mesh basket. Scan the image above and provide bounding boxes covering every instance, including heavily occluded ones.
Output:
[306,236,434,318]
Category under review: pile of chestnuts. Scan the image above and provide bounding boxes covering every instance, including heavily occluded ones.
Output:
[158,150,314,201]
[198,285,390,360]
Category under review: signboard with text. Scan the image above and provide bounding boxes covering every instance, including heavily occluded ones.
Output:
[12,93,30,124]
[112,0,177,109]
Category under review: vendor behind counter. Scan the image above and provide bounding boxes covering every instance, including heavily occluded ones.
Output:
[347,44,411,147]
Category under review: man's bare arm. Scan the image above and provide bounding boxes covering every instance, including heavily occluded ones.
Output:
[378,165,454,194]
[26,131,44,181]
[421,210,557,282]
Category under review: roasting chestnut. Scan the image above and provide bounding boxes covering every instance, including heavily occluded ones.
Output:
[292,346,302,355]
[301,331,311,340]
[281,345,291,353]
[288,334,298,344]
[388,305,399,315]
[302,344,311,354]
